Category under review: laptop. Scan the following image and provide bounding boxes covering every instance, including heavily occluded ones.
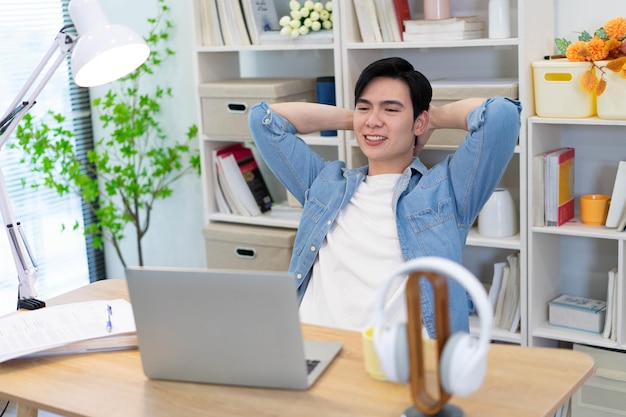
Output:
[125,266,342,390]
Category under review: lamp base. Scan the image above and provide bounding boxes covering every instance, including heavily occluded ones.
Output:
[402,404,464,417]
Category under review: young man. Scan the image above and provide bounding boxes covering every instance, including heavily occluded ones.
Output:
[248,57,521,337]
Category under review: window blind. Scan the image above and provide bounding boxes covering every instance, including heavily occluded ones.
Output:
[0,0,105,315]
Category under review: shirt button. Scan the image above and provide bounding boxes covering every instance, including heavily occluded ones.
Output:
[326,220,331,225]
[296,273,302,280]
[310,246,316,252]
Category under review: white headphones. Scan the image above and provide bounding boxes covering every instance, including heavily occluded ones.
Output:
[373,257,492,397]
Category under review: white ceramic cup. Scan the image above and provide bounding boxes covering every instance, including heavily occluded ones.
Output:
[478,188,518,237]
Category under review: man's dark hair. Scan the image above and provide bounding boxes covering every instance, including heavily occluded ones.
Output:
[354,57,432,120]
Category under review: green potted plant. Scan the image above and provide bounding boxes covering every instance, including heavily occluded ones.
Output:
[12,0,200,268]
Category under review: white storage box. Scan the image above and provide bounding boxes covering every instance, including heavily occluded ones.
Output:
[199,78,314,138]
[548,294,606,333]
[428,78,519,147]
[203,222,296,271]
[572,344,626,417]
[532,59,595,118]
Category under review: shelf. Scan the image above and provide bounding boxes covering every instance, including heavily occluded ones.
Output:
[209,204,301,229]
[529,116,626,127]
[345,37,520,50]
[466,228,521,250]
[533,322,623,350]
[532,218,626,240]
[470,315,522,344]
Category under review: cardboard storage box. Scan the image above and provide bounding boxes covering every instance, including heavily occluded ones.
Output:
[572,344,626,417]
[548,294,606,333]
[203,222,296,271]
[428,78,519,147]
[199,78,314,138]
[532,59,595,118]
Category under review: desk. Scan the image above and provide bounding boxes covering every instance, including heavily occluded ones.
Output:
[0,279,593,417]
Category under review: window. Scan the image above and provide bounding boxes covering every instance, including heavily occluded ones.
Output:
[0,0,105,316]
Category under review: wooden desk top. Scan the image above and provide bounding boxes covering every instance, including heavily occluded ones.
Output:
[0,279,593,417]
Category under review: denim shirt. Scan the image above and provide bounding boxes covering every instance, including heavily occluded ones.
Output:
[248,97,522,337]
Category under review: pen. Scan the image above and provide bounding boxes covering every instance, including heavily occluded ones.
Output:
[544,55,566,60]
[106,304,113,332]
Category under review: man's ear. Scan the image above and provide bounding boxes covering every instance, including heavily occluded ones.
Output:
[413,110,429,136]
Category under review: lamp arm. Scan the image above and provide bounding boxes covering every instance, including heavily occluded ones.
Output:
[0,27,76,305]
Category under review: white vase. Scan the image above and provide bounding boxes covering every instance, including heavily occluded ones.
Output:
[488,0,510,39]
[478,188,517,237]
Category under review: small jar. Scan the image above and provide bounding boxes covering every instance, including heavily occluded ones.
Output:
[488,0,510,39]
[423,0,451,20]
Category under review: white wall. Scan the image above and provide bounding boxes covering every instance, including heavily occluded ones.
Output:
[96,0,205,278]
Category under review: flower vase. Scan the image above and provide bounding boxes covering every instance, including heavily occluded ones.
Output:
[596,61,626,120]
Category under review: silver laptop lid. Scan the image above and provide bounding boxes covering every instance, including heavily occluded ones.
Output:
[125,266,341,390]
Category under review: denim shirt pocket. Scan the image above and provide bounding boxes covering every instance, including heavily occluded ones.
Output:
[406,197,460,256]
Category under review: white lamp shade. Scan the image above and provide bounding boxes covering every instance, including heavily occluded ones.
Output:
[69,0,150,87]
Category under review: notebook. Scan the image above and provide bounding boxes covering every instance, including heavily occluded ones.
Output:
[125,266,342,390]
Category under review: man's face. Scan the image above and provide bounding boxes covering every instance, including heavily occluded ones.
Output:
[353,77,427,175]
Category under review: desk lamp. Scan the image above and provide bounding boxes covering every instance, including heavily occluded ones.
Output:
[0,0,150,309]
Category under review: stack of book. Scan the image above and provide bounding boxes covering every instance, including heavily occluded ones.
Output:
[199,0,281,46]
[485,252,521,333]
[532,147,575,227]
[212,143,273,217]
[605,160,626,231]
[352,0,487,43]
[402,16,485,41]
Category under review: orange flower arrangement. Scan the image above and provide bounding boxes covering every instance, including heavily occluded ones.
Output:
[555,16,626,96]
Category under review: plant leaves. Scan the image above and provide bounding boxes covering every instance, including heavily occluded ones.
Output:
[579,30,592,42]
[606,57,626,72]
[595,78,607,96]
[555,38,570,55]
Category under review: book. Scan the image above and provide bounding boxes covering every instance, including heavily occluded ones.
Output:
[487,261,507,309]
[402,29,483,42]
[240,0,279,45]
[216,143,273,214]
[545,147,575,227]
[353,0,381,43]
[493,264,510,327]
[391,0,411,39]
[199,0,224,46]
[532,152,547,227]
[374,0,400,42]
[499,252,520,331]
[602,266,617,339]
[605,161,626,228]
[0,299,136,363]
[548,294,606,333]
[616,205,626,232]
[215,0,251,46]
[216,153,261,216]
[403,16,484,34]
[212,150,234,214]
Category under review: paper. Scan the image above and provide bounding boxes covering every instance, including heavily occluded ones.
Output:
[0,299,136,363]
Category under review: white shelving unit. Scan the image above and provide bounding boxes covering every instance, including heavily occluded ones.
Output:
[528,117,626,351]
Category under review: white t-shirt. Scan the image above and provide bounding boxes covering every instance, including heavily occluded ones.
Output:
[299,174,406,331]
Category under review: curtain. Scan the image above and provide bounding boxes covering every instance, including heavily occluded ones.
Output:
[0,0,105,316]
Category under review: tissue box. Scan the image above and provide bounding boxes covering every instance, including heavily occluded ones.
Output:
[548,294,606,333]
[532,59,595,118]
[428,78,519,147]
[199,78,314,138]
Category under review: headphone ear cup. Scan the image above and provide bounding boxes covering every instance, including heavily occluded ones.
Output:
[439,332,486,397]
[373,323,410,383]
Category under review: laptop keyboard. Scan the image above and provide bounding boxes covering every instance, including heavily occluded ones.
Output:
[306,359,320,374]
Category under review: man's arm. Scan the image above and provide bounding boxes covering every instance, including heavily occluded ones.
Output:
[270,102,353,134]
[415,98,486,153]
